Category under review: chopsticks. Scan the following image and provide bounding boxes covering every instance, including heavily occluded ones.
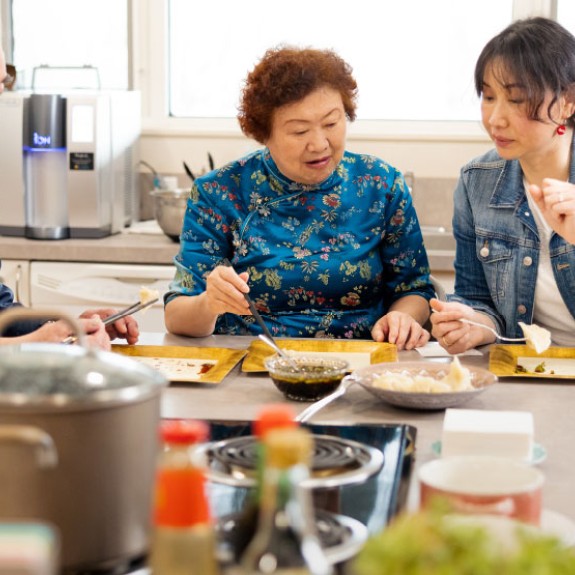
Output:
[102,297,159,326]
[61,297,159,344]
[221,258,276,341]
[243,292,276,342]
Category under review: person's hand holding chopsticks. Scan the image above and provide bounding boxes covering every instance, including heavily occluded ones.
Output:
[202,259,252,317]
[80,308,140,345]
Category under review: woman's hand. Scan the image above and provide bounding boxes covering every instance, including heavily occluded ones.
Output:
[371,310,430,350]
[429,298,495,353]
[81,308,140,345]
[28,315,112,350]
[164,262,253,338]
[80,315,112,350]
[529,178,575,243]
[29,320,77,343]
[204,264,251,316]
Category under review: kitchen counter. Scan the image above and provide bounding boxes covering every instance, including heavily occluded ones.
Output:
[0,226,179,265]
[131,332,575,525]
[0,224,455,272]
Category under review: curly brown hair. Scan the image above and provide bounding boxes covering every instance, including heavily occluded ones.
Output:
[238,46,358,143]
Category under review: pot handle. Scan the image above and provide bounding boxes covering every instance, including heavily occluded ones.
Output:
[0,307,87,347]
[0,424,58,468]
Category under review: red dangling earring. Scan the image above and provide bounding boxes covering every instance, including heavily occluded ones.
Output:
[557,124,567,135]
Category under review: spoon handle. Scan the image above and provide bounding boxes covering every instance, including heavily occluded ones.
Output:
[431,309,527,343]
[258,334,300,370]
[295,375,356,423]
[458,318,527,342]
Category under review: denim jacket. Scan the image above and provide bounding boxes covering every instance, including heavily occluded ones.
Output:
[450,144,575,339]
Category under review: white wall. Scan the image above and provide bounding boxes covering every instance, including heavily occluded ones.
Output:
[139,126,493,181]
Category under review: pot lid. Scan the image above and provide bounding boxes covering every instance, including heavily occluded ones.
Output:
[0,343,168,409]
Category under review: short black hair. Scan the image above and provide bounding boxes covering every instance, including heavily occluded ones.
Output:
[475,17,575,126]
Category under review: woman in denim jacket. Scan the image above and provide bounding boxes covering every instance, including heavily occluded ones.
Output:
[431,17,575,353]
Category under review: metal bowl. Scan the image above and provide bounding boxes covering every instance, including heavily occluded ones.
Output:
[149,189,189,242]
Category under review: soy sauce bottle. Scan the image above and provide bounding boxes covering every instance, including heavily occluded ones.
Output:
[228,404,297,563]
[238,427,333,575]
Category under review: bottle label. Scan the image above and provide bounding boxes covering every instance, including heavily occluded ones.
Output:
[155,468,210,527]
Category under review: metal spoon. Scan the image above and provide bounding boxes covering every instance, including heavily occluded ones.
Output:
[458,318,528,343]
[295,374,357,423]
[258,334,300,370]
[431,309,527,343]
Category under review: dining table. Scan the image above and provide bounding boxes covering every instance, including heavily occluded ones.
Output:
[128,331,575,528]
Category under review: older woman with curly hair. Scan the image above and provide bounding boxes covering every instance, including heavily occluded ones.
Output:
[165,46,434,348]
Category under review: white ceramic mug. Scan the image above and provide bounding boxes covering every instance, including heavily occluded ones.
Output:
[418,456,544,526]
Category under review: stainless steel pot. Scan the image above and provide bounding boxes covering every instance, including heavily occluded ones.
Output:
[149,188,188,242]
[0,309,169,572]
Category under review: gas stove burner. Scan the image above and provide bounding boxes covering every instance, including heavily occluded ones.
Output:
[61,553,147,575]
[200,433,384,489]
[210,435,375,475]
[217,510,368,566]
[198,421,415,539]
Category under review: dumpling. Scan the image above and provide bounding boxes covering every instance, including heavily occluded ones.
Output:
[518,322,551,355]
[139,286,160,306]
[442,355,472,391]
[371,357,472,394]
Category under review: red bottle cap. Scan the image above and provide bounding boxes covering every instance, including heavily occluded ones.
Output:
[160,419,209,444]
[252,404,297,438]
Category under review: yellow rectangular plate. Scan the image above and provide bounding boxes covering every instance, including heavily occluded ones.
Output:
[241,339,397,373]
[112,345,247,384]
[489,345,575,379]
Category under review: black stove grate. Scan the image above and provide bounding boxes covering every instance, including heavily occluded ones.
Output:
[73,420,416,575]
[207,420,416,535]
[210,433,376,475]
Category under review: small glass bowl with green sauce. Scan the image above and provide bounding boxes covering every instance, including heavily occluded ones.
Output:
[264,355,349,402]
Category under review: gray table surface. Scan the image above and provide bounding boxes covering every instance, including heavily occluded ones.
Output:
[131,332,575,526]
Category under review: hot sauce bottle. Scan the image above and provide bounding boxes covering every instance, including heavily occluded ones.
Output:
[149,419,219,575]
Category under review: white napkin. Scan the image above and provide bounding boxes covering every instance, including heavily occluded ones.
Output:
[416,341,482,358]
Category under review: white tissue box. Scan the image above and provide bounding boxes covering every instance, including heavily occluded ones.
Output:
[441,408,534,461]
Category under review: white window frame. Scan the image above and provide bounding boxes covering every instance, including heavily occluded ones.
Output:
[132,0,556,143]
[2,0,553,178]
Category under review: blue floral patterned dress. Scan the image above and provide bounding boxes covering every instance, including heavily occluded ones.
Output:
[166,149,434,338]
[0,262,44,336]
